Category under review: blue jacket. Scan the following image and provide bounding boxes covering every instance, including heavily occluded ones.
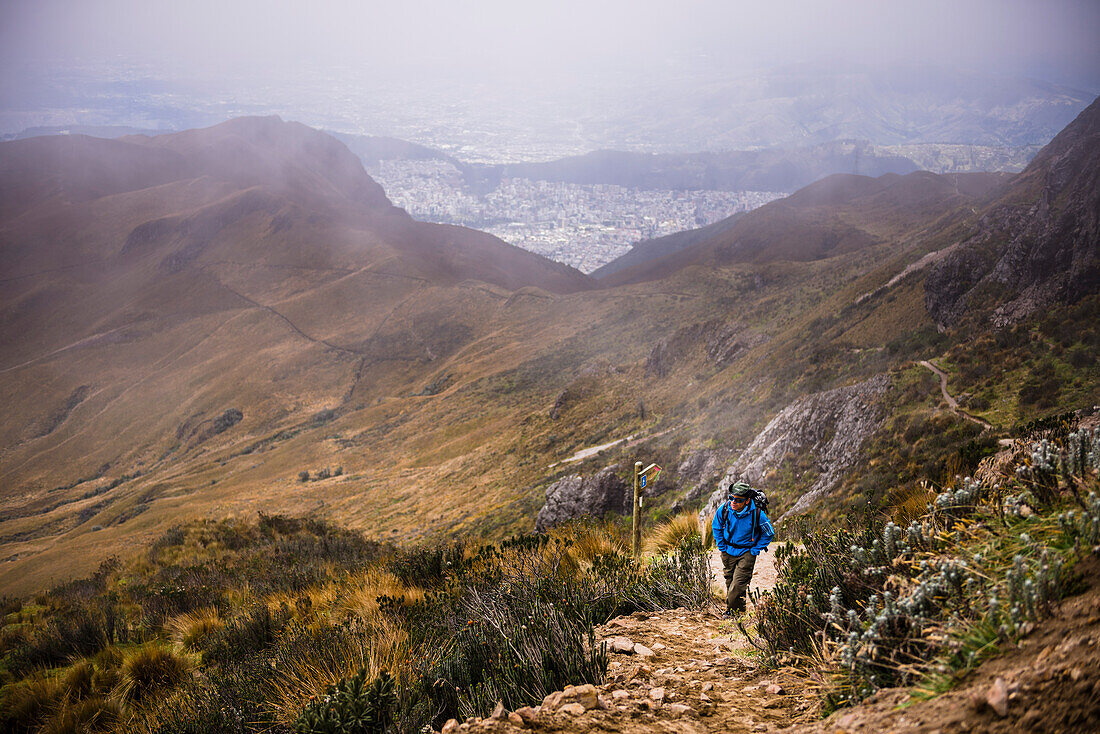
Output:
[712,499,774,556]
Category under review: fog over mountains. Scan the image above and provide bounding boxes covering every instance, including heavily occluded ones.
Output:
[2,63,1092,163]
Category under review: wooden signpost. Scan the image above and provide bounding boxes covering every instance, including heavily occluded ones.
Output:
[632,461,663,558]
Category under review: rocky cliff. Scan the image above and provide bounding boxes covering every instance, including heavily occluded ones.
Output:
[700,373,892,524]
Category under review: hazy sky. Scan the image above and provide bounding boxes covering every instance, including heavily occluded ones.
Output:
[2,0,1098,89]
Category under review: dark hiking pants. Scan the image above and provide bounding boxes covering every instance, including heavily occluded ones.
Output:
[721,551,756,611]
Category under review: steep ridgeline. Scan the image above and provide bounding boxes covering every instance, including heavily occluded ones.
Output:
[925,96,1100,327]
[598,170,1009,286]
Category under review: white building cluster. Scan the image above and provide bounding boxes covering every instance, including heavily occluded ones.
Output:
[369,160,784,273]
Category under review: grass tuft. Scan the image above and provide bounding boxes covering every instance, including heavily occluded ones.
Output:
[120,646,190,704]
[645,512,705,555]
[168,607,223,651]
[0,672,62,733]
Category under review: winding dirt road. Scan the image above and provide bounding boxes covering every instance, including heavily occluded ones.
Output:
[919,359,993,429]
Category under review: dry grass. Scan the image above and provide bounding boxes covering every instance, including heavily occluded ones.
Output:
[335,569,425,624]
[886,483,939,526]
[61,658,96,699]
[552,522,628,568]
[263,617,413,726]
[0,672,63,731]
[644,512,705,555]
[119,646,190,704]
[167,607,223,651]
[40,696,120,734]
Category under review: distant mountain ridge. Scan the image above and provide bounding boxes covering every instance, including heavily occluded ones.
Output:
[339,133,1036,194]
[596,170,1011,286]
[925,96,1100,326]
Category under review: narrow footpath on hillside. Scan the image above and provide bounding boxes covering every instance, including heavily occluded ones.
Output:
[440,545,819,734]
[440,546,1100,734]
[919,359,994,430]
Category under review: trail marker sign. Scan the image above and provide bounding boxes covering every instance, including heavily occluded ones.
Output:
[632,461,663,558]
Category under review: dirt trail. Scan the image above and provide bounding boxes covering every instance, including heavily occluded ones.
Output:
[440,546,812,734]
[919,359,994,430]
[437,550,1100,734]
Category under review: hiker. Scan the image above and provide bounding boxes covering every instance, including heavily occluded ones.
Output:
[712,481,774,617]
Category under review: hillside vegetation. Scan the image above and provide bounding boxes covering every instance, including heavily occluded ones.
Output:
[1,422,1097,733]
[0,513,710,733]
[1,99,1098,604]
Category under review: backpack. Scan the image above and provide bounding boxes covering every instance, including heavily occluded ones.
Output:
[718,487,769,550]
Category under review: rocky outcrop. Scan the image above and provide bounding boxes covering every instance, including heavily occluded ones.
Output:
[925,96,1100,327]
[535,465,629,532]
[701,373,892,523]
[646,321,768,378]
[670,449,728,512]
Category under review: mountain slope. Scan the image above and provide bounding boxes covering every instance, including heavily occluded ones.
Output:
[599,171,1009,286]
[925,96,1100,326]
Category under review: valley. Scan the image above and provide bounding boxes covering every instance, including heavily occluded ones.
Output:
[1,98,1097,599]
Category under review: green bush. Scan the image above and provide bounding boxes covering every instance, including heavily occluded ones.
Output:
[294,669,396,734]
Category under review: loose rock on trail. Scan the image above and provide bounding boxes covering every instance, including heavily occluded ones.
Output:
[435,549,1100,733]
[436,546,816,734]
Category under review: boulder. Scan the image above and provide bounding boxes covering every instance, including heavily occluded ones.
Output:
[536,466,628,531]
[701,373,891,523]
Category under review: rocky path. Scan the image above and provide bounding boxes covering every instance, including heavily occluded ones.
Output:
[438,546,808,734]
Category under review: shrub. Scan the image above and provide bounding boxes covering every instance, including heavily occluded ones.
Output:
[263,619,409,727]
[294,669,397,734]
[202,603,291,667]
[120,680,253,734]
[299,471,311,483]
[388,542,470,588]
[0,673,62,733]
[7,605,116,674]
[122,646,190,703]
[211,409,243,435]
[417,531,710,724]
